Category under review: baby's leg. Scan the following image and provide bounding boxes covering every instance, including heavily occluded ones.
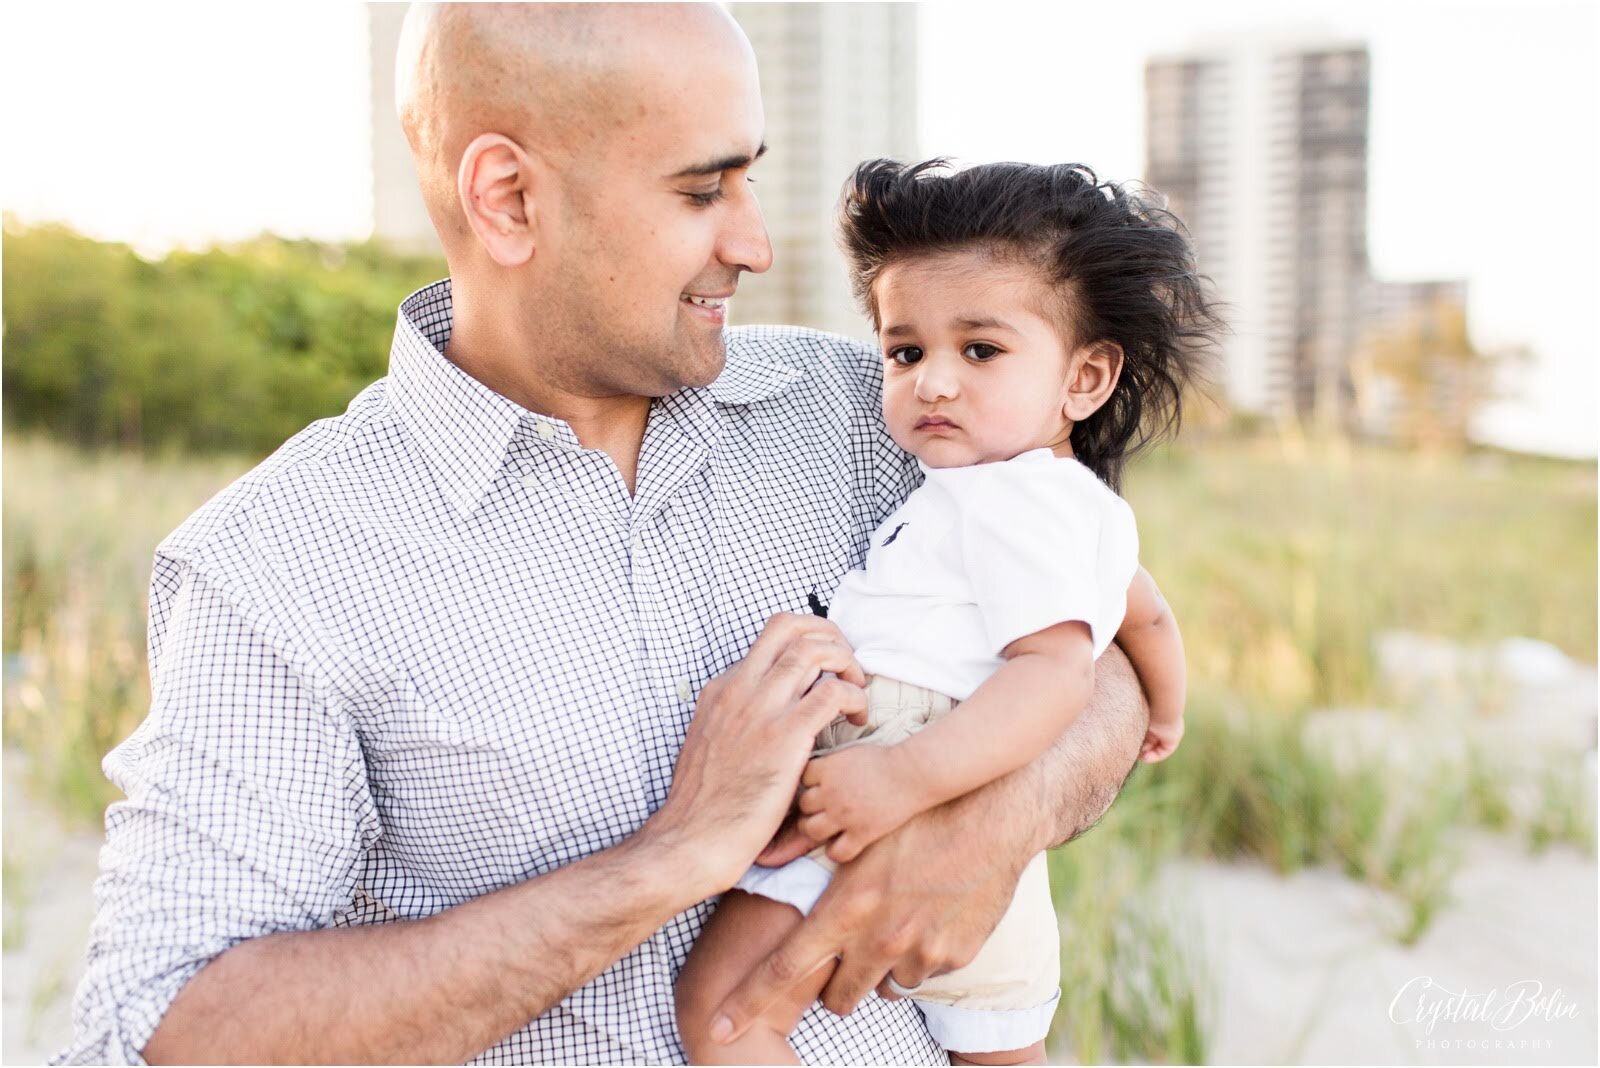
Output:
[676,890,836,1065]
[948,1041,1047,1065]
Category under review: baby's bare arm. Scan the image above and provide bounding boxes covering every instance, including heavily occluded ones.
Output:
[798,621,1130,861]
[878,619,1097,816]
[1117,567,1186,731]
[798,621,1096,861]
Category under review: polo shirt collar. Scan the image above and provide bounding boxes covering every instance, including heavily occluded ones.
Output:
[386,279,800,517]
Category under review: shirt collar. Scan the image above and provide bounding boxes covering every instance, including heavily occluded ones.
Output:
[388,280,525,518]
[386,279,800,517]
[706,346,803,405]
[915,447,1059,478]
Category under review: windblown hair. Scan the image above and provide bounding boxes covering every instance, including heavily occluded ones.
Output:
[836,158,1224,491]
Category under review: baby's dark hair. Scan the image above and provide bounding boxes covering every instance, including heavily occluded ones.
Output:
[836,158,1223,491]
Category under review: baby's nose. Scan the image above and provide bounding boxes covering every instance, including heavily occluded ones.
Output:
[914,365,959,401]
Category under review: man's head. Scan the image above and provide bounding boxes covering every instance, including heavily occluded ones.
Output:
[396,3,772,398]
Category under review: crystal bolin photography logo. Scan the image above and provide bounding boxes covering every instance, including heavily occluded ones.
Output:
[1389,975,1581,1052]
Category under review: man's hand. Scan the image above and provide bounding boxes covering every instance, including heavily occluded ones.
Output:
[723,644,1150,1042]
[651,613,870,893]
[713,796,1028,1040]
[797,745,922,864]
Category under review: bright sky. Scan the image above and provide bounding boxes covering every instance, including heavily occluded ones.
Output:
[2,1,1595,457]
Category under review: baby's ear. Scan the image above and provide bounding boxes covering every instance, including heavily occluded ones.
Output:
[1063,341,1125,421]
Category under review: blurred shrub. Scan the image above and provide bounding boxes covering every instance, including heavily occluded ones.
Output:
[2,219,445,453]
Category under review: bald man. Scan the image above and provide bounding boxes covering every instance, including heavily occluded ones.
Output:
[57,5,1147,1064]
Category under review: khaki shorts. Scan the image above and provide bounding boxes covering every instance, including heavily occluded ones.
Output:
[734,675,1061,1052]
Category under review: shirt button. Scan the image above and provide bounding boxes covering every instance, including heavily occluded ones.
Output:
[536,420,557,441]
[520,473,541,490]
[675,678,693,702]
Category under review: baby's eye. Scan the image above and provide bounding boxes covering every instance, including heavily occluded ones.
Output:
[888,346,923,366]
[963,343,1001,361]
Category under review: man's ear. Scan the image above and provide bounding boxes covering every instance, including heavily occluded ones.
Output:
[1063,341,1125,422]
[457,133,539,267]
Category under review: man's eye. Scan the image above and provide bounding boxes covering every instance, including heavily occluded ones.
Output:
[963,343,1001,361]
[686,188,725,207]
[687,174,758,207]
[888,346,923,366]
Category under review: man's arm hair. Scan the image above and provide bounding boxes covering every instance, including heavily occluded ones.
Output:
[1029,642,1149,851]
[144,823,704,1064]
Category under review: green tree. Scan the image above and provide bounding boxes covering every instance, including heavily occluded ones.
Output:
[1351,298,1526,451]
[2,218,445,454]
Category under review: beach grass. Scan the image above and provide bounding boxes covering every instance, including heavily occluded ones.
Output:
[3,436,253,822]
[1527,760,1598,853]
[1123,430,1596,708]
[1049,770,1211,1065]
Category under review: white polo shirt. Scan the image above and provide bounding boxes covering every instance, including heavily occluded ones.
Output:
[828,448,1140,700]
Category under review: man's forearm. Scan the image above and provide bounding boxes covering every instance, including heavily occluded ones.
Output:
[143,821,709,1064]
[1031,643,1149,849]
[937,643,1148,867]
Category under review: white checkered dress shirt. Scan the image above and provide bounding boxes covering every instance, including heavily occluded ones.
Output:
[57,280,944,1065]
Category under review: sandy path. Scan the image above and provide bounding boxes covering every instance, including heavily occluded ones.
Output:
[1155,835,1596,1065]
[3,756,100,1066]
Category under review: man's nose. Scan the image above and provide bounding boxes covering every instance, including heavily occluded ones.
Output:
[720,181,773,275]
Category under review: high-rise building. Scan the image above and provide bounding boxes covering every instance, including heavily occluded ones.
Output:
[368,3,438,253]
[727,3,918,341]
[1365,279,1469,337]
[1145,37,1371,428]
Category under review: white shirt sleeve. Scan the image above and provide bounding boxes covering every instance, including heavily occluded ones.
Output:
[952,459,1139,658]
[57,557,379,1065]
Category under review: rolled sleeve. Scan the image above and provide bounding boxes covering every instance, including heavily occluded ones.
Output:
[54,562,378,1065]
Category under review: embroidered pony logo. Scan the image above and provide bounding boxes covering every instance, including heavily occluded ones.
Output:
[881,522,909,546]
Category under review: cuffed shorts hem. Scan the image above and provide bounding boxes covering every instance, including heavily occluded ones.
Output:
[917,989,1061,1053]
[732,855,833,916]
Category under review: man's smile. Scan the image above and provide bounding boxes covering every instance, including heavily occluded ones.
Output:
[681,291,731,323]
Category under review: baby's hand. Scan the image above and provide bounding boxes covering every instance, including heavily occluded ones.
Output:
[1139,713,1185,763]
[797,745,918,864]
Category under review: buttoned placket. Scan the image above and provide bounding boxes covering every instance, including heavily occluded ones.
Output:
[628,391,724,812]
[511,398,722,816]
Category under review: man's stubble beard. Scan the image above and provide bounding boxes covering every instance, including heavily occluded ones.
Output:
[673,317,729,392]
[541,290,725,400]
[546,188,725,397]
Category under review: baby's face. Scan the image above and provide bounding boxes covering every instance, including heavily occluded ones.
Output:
[873,250,1077,468]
